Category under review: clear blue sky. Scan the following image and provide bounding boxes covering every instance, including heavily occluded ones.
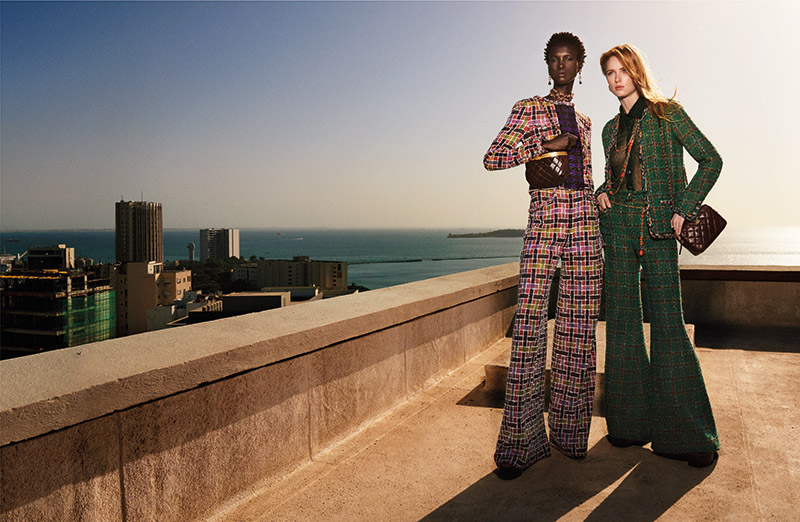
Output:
[2,1,798,231]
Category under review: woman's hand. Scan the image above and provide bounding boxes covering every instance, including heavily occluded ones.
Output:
[671,213,685,237]
[542,133,578,152]
[597,192,611,211]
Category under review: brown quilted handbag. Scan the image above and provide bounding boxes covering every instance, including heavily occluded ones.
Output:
[678,204,727,255]
[525,151,569,189]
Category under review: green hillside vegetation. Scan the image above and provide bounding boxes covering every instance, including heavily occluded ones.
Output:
[447,229,525,238]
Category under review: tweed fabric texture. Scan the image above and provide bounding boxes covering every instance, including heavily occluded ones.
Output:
[553,102,586,189]
[596,103,722,237]
[484,96,594,189]
[600,190,720,454]
[495,188,603,469]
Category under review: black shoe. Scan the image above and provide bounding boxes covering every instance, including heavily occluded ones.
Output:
[688,451,719,468]
[494,466,525,480]
[652,450,690,461]
[653,450,719,467]
[606,435,649,448]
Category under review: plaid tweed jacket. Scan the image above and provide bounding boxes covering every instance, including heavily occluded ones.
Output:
[597,103,722,238]
[483,96,594,189]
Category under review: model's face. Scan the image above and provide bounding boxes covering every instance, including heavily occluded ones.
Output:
[604,56,637,101]
[547,44,580,87]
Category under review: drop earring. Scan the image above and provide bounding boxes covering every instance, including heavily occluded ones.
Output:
[579,71,582,85]
[548,76,552,85]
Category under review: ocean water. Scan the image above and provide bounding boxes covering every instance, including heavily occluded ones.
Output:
[2,227,798,290]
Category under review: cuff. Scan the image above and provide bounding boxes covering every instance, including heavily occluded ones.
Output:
[522,139,545,161]
[675,200,701,222]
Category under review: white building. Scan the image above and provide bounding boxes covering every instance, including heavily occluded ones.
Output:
[199,229,240,262]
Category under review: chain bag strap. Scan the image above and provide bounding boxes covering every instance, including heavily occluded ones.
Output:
[661,119,727,255]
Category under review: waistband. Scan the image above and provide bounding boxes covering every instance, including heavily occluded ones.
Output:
[530,187,595,198]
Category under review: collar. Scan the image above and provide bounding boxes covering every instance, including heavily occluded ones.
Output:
[619,95,647,119]
[546,88,574,103]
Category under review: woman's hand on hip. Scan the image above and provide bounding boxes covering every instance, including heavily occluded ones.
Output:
[597,192,611,210]
[542,133,578,152]
[671,213,686,237]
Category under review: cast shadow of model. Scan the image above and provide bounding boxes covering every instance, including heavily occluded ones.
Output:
[419,439,714,522]
[581,452,715,521]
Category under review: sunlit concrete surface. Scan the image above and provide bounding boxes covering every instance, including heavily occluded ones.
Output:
[213,324,799,522]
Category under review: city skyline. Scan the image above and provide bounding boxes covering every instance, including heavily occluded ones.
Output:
[2,1,799,232]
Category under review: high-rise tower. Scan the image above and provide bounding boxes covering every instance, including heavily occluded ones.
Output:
[115,200,163,263]
[199,228,240,262]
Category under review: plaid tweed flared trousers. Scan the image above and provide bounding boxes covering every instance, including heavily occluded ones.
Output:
[600,190,720,454]
[495,189,603,469]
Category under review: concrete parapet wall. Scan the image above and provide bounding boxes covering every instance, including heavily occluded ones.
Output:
[0,264,518,521]
[679,266,800,328]
[543,265,799,329]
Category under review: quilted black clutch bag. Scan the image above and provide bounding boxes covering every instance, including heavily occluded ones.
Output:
[678,204,727,255]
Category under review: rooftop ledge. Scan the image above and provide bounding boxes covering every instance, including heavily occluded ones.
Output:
[1,263,518,446]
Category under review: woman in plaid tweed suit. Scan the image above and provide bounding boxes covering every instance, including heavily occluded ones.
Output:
[484,32,603,480]
[596,44,721,467]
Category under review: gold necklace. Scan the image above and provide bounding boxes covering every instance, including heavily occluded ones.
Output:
[547,88,574,102]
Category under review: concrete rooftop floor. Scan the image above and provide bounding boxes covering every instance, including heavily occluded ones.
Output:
[213,323,800,522]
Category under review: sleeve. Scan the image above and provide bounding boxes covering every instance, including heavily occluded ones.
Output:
[671,105,723,220]
[483,100,546,171]
[594,119,615,196]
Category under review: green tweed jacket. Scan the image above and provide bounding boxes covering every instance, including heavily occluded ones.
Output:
[596,103,722,239]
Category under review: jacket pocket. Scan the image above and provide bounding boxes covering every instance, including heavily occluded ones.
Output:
[650,199,674,235]
[525,189,556,234]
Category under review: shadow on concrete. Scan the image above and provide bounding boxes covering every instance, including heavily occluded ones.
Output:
[457,374,607,418]
[582,454,715,522]
[696,325,800,353]
[419,439,714,522]
[456,382,505,409]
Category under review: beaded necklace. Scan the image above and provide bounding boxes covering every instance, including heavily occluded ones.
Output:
[612,197,647,257]
[607,119,640,197]
[546,88,574,102]
[608,118,647,256]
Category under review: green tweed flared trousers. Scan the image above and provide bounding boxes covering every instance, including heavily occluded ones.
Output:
[600,190,720,454]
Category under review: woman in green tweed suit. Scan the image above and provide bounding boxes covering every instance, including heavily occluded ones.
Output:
[595,44,721,467]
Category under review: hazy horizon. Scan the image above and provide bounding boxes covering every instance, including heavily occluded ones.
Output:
[2,224,796,235]
[2,1,799,233]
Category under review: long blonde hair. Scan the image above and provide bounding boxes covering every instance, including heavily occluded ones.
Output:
[600,44,675,120]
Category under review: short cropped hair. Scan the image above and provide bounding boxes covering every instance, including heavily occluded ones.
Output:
[544,32,586,66]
